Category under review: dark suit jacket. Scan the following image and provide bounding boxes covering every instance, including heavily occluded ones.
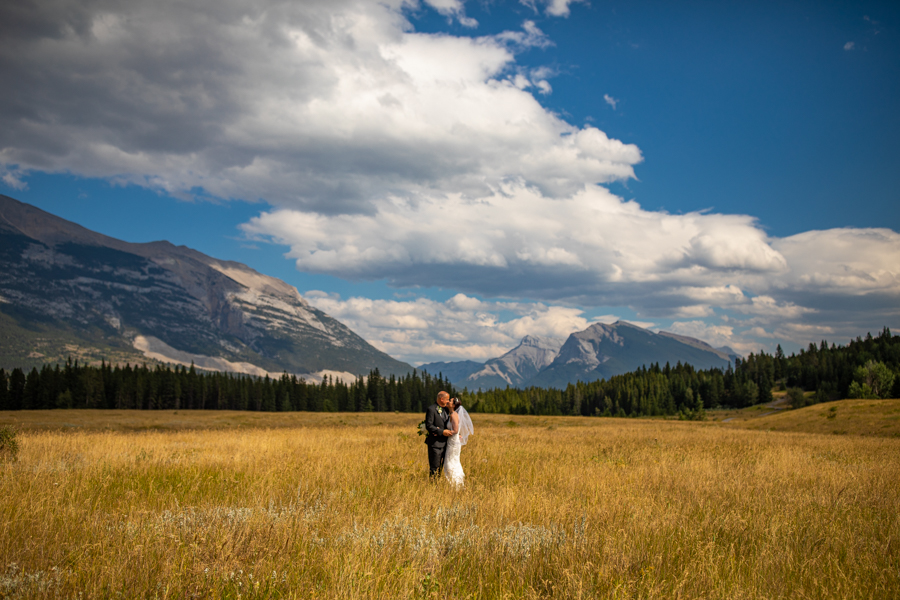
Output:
[424,403,449,448]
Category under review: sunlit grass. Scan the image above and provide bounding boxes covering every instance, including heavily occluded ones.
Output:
[724,398,900,437]
[1,411,898,598]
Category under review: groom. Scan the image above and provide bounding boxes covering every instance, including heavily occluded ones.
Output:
[424,391,452,477]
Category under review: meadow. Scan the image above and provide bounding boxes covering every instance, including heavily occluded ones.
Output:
[1,409,898,599]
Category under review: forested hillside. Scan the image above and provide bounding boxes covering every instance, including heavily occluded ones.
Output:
[1,328,897,416]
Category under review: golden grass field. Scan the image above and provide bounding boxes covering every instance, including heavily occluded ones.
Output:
[1,407,898,599]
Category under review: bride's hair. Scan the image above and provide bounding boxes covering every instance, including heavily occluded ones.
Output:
[451,397,461,410]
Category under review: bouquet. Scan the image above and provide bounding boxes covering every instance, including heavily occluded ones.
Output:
[417,420,427,436]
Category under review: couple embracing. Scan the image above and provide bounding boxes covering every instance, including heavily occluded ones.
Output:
[424,391,474,487]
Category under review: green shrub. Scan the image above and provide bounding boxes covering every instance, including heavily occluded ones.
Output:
[0,425,19,461]
[787,387,808,408]
[849,361,895,399]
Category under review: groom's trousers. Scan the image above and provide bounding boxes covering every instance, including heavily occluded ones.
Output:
[427,442,446,476]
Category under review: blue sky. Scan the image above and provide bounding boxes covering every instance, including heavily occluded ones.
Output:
[2,0,898,365]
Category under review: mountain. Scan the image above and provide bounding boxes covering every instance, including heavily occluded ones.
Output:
[462,335,563,389]
[716,346,742,364]
[657,331,741,364]
[0,195,412,378]
[656,331,734,362]
[528,321,733,389]
[417,360,483,383]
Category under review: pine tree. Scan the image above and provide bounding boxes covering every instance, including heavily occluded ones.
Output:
[0,369,9,411]
[259,376,276,411]
[24,367,40,410]
[8,368,25,411]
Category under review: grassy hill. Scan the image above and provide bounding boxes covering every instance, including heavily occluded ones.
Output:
[714,397,900,438]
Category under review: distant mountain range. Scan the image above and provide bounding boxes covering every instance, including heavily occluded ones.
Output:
[421,322,739,390]
[0,195,411,379]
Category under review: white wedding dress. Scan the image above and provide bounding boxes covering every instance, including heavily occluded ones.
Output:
[443,432,465,488]
[443,406,473,488]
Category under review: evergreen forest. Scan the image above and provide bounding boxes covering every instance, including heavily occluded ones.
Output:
[1,328,897,417]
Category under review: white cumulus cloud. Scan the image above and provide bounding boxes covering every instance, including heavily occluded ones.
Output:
[243,182,899,355]
[423,0,478,27]
[253,194,897,358]
[304,291,608,365]
[520,0,587,18]
[1,166,28,190]
[243,184,787,304]
[0,0,620,212]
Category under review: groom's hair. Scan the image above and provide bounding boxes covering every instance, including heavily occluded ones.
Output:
[437,391,449,402]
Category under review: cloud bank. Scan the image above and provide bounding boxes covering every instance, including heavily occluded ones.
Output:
[246,187,898,347]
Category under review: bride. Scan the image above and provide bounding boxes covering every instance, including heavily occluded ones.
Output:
[444,397,474,488]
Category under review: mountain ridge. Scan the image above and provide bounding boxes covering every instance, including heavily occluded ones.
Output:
[0,195,412,378]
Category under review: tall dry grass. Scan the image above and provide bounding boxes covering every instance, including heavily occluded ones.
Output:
[1,413,898,598]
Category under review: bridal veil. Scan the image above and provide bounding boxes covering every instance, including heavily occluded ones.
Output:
[457,405,474,445]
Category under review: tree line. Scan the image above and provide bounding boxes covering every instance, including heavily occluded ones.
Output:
[0,363,455,413]
[0,328,896,415]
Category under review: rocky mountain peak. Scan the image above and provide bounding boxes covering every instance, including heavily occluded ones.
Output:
[0,195,411,378]
[575,322,627,345]
[518,334,563,350]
